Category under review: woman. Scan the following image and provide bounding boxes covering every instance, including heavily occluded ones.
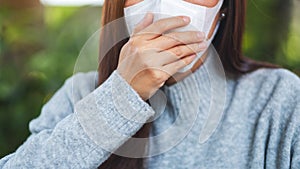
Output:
[1,0,299,168]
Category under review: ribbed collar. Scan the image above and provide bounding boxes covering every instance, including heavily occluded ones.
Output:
[149,45,233,144]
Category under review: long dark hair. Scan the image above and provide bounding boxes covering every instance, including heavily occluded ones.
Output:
[98,0,277,168]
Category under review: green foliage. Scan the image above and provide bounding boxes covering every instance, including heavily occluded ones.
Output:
[0,6,102,157]
[0,1,299,158]
[244,0,300,73]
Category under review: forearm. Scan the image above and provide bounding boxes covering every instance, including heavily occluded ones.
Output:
[0,70,155,168]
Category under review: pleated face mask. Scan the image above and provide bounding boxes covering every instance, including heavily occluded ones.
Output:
[124,0,224,72]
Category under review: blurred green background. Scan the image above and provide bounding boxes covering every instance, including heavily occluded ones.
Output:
[0,0,299,158]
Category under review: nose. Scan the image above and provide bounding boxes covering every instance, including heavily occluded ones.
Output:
[125,0,220,8]
[184,0,220,8]
[124,0,143,7]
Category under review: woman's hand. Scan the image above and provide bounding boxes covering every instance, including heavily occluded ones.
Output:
[117,13,207,100]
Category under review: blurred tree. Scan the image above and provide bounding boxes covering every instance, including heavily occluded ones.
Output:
[0,0,45,157]
[0,0,102,156]
[282,0,300,74]
[244,0,292,63]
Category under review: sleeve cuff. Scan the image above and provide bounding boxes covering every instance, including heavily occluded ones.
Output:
[75,70,155,152]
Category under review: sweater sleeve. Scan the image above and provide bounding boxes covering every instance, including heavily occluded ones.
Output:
[0,70,155,168]
[291,130,300,168]
[277,69,300,169]
[291,99,300,169]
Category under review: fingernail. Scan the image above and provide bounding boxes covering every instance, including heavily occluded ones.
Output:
[199,42,207,49]
[190,54,197,59]
[182,16,190,23]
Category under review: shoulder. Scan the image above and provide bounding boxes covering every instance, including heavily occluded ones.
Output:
[29,71,99,133]
[231,68,300,117]
[242,68,300,141]
[237,68,300,97]
[64,71,99,103]
[237,69,300,154]
[234,68,300,126]
[65,71,98,87]
[243,68,299,85]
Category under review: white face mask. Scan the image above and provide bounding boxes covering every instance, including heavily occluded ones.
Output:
[124,0,224,72]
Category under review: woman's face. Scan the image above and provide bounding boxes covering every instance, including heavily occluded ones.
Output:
[125,0,220,8]
[124,0,221,39]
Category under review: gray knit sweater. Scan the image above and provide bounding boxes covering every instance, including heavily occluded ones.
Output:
[1,50,300,168]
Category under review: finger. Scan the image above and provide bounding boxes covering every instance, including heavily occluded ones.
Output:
[149,31,206,51]
[138,16,191,40]
[168,42,207,58]
[132,12,154,35]
[162,54,197,75]
[155,42,207,66]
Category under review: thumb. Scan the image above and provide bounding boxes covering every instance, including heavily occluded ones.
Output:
[133,12,154,34]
